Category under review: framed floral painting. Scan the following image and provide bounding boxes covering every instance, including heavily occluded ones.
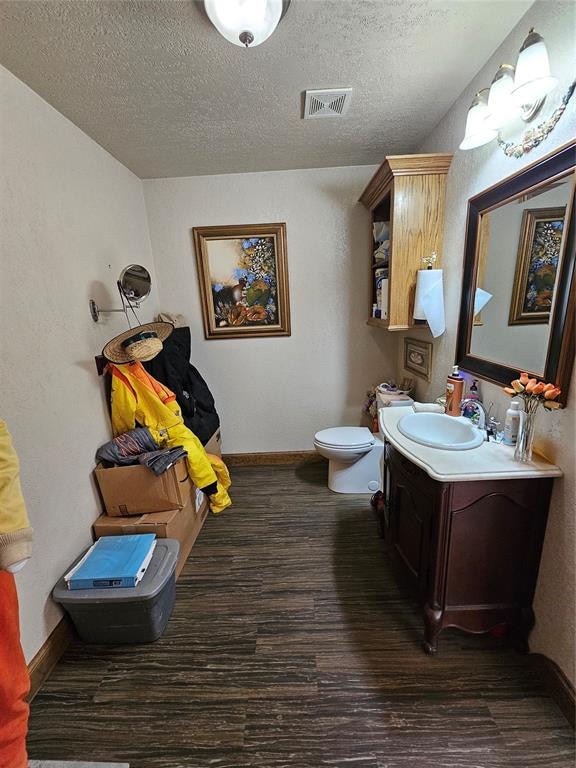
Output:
[508,206,566,326]
[193,223,291,339]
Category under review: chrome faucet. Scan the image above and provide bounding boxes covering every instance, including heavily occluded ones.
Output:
[460,398,487,433]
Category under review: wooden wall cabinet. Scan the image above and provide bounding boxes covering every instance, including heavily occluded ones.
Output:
[383,444,553,654]
[359,154,452,331]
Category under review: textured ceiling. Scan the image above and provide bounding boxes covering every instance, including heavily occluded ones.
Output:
[0,0,533,178]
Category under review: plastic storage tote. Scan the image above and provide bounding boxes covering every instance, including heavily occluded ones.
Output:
[53,539,180,644]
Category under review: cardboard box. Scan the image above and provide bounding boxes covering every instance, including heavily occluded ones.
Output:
[94,457,192,516]
[93,489,209,578]
[204,428,222,457]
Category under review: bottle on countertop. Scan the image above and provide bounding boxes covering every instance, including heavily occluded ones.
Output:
[445,365,464,416]
[503,400,521,446]
[468,380,480,400]
[462,379,481,419]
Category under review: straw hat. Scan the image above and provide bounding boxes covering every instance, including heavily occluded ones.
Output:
[102,322,174,364]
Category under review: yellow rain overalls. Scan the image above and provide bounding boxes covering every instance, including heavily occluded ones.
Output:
[107,362,231,514]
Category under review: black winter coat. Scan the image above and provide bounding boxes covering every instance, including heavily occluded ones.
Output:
[143,327,220,445]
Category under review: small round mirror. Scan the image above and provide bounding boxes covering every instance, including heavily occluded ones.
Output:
[119,264,151,302]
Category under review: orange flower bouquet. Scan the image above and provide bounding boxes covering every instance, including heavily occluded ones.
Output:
[503,372,562,462]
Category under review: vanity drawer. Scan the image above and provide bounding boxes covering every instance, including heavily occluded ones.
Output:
[450,477,552,512]
[388,446,433,490]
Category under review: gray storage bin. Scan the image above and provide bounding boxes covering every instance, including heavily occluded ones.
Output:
[53,539,179,644]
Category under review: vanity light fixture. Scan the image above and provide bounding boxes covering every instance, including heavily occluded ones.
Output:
[511,28,558,117]
[486,64,519,129]
[459,89,498,150]
[204,0,290,48]
[459,28,571,153]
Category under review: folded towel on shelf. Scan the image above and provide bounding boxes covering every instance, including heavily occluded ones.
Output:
[412,402,445,413]
[376,392,413,407]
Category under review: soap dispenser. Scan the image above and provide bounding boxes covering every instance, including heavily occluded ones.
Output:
[445,365,464,416]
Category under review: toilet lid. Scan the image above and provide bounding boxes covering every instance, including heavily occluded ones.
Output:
[314,426,375,449]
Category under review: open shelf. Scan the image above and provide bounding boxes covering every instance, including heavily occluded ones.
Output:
[367,317,389,329]
[360,153,452,330]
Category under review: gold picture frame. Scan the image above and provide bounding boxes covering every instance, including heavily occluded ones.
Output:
[404,337,433,381]
[193,223,291,340]
[508,206,566,326]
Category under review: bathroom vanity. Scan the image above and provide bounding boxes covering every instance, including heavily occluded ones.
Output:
[378,407,562,655]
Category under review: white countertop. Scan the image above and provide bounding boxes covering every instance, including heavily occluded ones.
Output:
[378,406,563,482]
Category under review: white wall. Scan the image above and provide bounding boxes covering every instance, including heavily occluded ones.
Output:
[0,65,158,662]
[143,166,397,453]
[398,0,575,684]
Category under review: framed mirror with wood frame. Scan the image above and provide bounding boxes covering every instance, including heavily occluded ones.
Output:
[455,141,575,405]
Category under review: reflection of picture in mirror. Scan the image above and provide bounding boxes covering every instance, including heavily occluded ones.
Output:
[508,207,566,326]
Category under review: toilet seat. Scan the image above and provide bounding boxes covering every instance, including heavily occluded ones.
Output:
[314,427,375,450]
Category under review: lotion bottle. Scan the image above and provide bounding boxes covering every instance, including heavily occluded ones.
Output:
[445,365,464,416]
[503,400,521,445]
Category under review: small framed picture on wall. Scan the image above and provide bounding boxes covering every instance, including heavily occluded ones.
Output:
[404,337,433,381]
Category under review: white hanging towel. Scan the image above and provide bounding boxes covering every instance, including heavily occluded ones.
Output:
[413,269,445,338]
[473,287,493,315]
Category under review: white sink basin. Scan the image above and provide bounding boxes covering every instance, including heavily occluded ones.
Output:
[397,412,484,451]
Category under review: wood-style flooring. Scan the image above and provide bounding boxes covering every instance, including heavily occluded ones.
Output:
[29,762,129,767]
[28,464,575,767]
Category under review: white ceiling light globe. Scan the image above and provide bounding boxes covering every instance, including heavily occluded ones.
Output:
[487,64,520,129]
[205,0,283,47]
[511,29,558,105]
[459,90,498,150]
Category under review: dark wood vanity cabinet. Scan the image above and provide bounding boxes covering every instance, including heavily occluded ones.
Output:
[384,444,554,654]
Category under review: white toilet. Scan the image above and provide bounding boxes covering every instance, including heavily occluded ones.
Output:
[313,426,384,494]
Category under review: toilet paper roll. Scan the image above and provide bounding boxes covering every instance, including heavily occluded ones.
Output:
[413,269,445,338]
[473,287,493,315]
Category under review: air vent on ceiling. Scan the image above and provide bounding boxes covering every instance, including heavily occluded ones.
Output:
[303,88,352,119]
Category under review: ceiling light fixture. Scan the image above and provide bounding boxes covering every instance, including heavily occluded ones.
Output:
[460,28,571,153]
[204,0,290,48]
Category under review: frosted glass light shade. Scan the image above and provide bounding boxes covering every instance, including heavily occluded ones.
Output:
[204,0,283,47]
[459,90,497,150]
[487,64,520,128]
[511,29,558,105]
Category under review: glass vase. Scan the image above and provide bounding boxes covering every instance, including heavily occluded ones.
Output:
[514,408,538,463]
